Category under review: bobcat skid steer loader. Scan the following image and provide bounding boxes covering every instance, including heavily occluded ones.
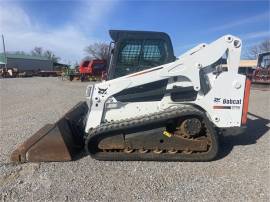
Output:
[11,30,250,163]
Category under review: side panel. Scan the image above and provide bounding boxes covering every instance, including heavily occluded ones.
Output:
[195,73,246,127]
[104,73,247,128]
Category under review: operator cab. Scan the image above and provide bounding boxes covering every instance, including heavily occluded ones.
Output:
[107,30,176,80]
[257,51,270,69]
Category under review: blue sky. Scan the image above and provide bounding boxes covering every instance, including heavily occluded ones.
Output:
[0,0,269,64]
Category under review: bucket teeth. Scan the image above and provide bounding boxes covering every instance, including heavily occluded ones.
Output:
[10,101,88,163]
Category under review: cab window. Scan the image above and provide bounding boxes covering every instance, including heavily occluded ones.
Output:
[93,63,106,70]
[114,39,168,78]
[260,54,270,68]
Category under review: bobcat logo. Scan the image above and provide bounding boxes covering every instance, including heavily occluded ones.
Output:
[98,87,108,94]
[214,98,221,103]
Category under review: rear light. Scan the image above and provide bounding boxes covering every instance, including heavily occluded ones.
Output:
[241,79,251,125]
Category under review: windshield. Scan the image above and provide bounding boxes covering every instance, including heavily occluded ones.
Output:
[93,63,106,70]
[114,39,168,78]
[259,53,270,68]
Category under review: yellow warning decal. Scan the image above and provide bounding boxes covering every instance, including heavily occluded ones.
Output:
[163,131,172,137]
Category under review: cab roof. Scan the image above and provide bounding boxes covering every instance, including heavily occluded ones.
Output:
[109,30,172,43]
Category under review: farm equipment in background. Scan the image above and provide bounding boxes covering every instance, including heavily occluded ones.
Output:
[251,51,270,84]
[64,68,80,81]
[63,59,107,82]
[0,68,19,78]
[11,30,251,163]
[36,70,61,77]
[0,68,62,78]
[79,59,107,81]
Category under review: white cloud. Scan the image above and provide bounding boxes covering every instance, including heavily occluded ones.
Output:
[209,12,269,32]
[0,4,33,32]
[0,1,117,64]
[75,1,116,33]
[241,31,270,40]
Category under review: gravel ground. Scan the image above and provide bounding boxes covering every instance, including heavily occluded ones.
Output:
[0,77,269,201]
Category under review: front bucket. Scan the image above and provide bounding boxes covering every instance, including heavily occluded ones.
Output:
[10,101,88,163]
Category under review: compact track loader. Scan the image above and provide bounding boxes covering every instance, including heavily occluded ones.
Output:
[11,30,251,163]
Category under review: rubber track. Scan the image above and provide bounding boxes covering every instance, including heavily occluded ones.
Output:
[85,105,219,161]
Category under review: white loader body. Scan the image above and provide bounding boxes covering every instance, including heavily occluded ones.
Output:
[85,35,247,132]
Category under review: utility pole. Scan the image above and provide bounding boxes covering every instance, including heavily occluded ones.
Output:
[2,34,7,70]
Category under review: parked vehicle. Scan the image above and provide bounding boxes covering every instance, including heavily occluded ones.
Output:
[79,59,107,81]
[0,68,18,78]
[64,68,80,81]
[11,30,251,163]
[252,52,270,84]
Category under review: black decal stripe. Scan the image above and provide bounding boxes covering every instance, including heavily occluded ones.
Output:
[114,80,197,103]
[213,106,231,109]
[114,79,168,102]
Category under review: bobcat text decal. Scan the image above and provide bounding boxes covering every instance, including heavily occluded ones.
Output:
[213,98,242,109]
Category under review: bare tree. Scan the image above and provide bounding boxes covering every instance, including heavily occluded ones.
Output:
[246,39,270,59]
[31,47,60,63]
[44,50,60,63]
[31,47,43,56]
[84,42,109,60]
[81,55,92,62]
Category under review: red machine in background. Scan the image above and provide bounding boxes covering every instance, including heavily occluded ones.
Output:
[252,51,270,84]
[79,59,107,81]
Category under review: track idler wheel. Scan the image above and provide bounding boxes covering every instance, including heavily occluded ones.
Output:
[168,149,177,154]
[153,149,163,154]
[124,148,134,153]
[139,148,148,153]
